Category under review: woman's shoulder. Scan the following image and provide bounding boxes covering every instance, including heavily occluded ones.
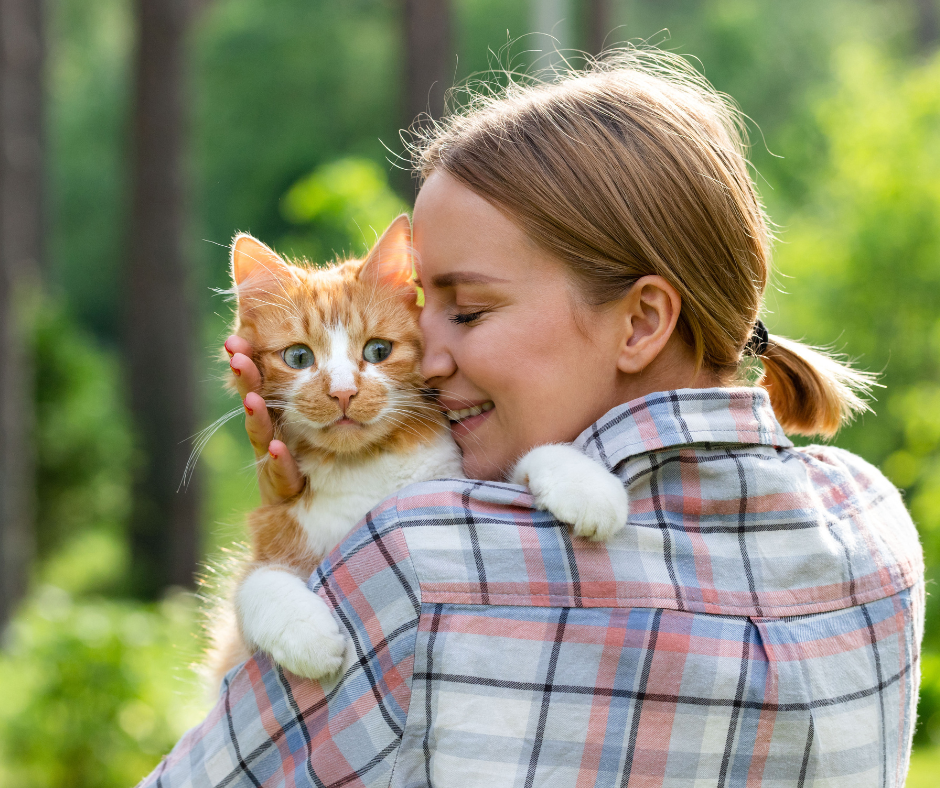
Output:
[793,443,904,508]
[789,442,924,579]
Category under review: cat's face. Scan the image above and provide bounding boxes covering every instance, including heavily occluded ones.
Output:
[231,216,443,457]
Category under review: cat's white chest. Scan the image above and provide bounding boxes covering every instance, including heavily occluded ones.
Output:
[291,433,463,558]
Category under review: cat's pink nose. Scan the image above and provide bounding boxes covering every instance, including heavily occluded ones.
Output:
[332,389,357,414]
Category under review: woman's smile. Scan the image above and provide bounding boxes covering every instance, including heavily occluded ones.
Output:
[442,400,495,437]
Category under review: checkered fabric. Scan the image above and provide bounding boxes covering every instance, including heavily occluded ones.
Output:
[138,388,924,788]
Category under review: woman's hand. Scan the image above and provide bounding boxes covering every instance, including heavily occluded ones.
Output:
[225,335,305,505]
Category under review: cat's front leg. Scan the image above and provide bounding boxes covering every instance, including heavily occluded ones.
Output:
[236,565,346,679]
[512,444,628,541]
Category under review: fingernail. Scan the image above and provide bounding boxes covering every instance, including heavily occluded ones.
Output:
[225,345,234,358]
[268,449,277,460]
[243,400,253,416]
[231,363,241,376]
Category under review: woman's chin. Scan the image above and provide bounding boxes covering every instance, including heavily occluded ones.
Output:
[458,447,507,482]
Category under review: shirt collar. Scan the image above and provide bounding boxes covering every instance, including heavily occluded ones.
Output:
[573,387,793,472]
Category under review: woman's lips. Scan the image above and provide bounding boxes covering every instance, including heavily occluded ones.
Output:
[445,401,495,437]
[443,400,494,422]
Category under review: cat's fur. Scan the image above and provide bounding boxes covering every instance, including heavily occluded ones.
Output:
[207,215,628,686]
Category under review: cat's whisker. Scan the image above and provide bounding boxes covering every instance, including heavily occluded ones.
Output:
[251,282,302,313]
[431,391,493,412]
[379,403,451,432]
[364,281,381,318]
[243,456,265,475]
[367,289,420,314]
[381,396,445,413]
[245,252,307,316]
[381,406,445,425]
[240,289,298,317]
[389,400,495,470]
[280,415,313,431]
[179,406,247,491]
[261,399,305,415]
[228,244,304,313]
[234,248,302,290]
[376,414,433,443]
[180,398,316,494]
[242,298,293,315]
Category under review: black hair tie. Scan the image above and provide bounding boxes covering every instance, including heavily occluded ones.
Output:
[745,319,770,357]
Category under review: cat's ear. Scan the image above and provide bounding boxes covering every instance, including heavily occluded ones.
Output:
[359,215,415,292]
[230,233,293,287]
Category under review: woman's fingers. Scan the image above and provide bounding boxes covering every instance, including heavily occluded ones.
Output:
[243,391,274,457]
[225,335,261,399]
[243,391,304,504]
[263,440,305,502]
[224,334,252,359]
[229,352,262,400]
[227,334,304,504]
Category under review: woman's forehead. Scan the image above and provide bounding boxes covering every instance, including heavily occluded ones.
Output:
[413,172,555,286]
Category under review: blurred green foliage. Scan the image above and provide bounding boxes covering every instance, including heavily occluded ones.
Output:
[192,0,402,292]
[768,42,940,744]
[2,0,937,784]
[32,301,133,574]
[280,156,408,263]
[47,0,131,339]
[0,587,205,788]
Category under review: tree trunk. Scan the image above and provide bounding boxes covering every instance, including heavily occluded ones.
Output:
[402,0,453,127]
[399,0,452,197]
[126,0,200,598]
[0,0,43,627]
[913,0,940,52]
[586,0,613,54]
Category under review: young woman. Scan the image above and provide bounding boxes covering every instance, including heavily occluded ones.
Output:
[140,50,923,787]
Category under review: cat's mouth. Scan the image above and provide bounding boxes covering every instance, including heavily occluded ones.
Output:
[445,401,494,423]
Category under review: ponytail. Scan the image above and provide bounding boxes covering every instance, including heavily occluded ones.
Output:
[756,334,876,438]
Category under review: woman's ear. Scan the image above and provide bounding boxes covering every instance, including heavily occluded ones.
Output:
[616,275,683,374]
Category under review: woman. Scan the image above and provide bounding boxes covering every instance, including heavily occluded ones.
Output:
[140,50,923,787]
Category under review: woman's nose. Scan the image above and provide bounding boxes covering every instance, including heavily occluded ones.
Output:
[419,307,457,382]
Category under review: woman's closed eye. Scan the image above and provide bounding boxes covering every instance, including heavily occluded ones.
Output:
[449,309,487,325]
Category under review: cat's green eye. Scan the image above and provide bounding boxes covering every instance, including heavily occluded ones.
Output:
[363,338,392,363]
[282,344,315,369]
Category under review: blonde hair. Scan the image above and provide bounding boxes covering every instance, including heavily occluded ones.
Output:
[411,48,873,437]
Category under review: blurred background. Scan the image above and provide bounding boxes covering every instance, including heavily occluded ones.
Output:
[0,0,938,784]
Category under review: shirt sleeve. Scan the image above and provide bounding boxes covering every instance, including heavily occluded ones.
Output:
[136,495,420,788]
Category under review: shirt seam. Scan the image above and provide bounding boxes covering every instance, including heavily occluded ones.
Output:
[417,571,922,614]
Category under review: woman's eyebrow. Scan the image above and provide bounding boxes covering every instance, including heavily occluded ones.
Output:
[430,271,509,288]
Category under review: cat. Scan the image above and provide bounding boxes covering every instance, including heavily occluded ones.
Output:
[207,214,629,685]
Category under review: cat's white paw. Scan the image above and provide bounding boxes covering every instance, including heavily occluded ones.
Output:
[237,567,347,680]
[513,444,628,542]
[267,617,346,680]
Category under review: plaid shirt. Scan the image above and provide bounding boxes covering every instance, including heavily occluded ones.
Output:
[139,388,924,788]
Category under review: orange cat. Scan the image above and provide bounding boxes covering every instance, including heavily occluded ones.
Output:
[208,215,628,686]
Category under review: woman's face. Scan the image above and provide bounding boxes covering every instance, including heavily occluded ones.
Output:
[414,172,631,480]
